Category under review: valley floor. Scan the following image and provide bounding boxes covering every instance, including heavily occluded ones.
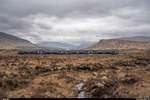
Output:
[0,49,150,98]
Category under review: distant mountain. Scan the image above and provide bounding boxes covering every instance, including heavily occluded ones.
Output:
[37,41,96,50]
[0,32,38,49]
[86,36,150,50]
[77,42,96,49]
[36,42,76,50]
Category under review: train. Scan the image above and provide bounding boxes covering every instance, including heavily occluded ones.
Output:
[18,50,119,55]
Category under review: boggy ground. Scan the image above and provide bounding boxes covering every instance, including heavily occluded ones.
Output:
[0,49,150,98]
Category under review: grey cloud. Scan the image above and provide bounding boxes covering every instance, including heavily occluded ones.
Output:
[0,14,32,33]
[0,0,148,18]
[0,0,150,44]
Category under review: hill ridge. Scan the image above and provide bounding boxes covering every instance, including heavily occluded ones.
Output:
[86,36,150,50]
[0,32,37,49]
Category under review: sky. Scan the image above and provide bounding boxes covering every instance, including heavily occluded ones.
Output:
[0,0,150,45]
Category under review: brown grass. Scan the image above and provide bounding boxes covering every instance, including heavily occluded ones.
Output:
[0,49,150,98]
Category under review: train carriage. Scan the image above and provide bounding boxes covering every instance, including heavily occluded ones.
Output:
[78,50,89,54]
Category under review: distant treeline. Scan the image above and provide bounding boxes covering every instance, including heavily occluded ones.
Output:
[18,50,119,55]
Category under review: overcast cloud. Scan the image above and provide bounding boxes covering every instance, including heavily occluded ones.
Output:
[0,0,150,44]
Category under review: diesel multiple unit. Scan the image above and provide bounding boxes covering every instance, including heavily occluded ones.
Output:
[18,50,119,55]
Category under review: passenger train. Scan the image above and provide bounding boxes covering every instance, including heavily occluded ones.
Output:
[18,50,119,55]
